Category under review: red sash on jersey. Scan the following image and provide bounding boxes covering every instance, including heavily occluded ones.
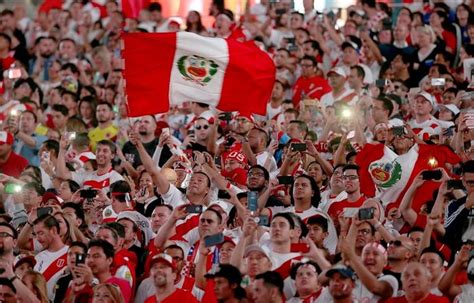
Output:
[273,255,303,280]
[42,253,67,281]
[83,168,114,189]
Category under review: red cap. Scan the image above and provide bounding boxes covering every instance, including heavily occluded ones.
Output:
[149,253,177,270]
[235,112,255,123]
[41,192,61,206]
[0,132,13,145]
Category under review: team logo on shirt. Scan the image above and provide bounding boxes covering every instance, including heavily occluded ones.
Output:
[177,55,218,86]
[56,259,65,267]
[369,160,402,188]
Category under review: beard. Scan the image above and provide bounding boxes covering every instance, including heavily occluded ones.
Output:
[247,184,264,192]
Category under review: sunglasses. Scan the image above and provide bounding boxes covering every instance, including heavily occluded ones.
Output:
[195,125,209,130]
[389,240,412,250]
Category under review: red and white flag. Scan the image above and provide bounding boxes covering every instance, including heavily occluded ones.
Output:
[122,32,275,117]
[357,143,460,210]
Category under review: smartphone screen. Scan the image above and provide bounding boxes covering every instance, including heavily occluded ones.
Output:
[204,233,224,247]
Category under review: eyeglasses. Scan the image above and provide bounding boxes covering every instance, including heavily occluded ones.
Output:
[389,240,412,250]
[343,175,359,180]
[0,232,14,238]
[195,125,209,130]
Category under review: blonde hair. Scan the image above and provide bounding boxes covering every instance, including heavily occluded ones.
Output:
[22,270,49,303]
[416,25,436,43]
[93,283,125,303]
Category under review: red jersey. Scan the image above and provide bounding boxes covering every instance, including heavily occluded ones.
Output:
[144,288,198,303]
[386,293,449,303]
[292,75,331,107]
[0,151,28,177]
[327,196,366,221]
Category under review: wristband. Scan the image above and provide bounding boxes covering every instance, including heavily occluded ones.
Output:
[8,276,17,283]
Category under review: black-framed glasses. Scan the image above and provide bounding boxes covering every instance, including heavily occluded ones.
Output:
[195,125,209,130]
[0,232,14,238]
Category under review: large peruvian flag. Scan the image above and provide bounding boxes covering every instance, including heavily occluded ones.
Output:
[356,143,460,211]
[122,32,275,117]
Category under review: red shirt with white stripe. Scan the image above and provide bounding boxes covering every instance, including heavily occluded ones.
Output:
[144,288,198,303]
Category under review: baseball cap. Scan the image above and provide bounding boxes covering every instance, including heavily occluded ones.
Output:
[149,253,177,270]
[416,91,436,113]
[14,254,36,270]
[235,112,255,123]
[327,67,346,78]
[438,104,460,116]
[244,244,272,261]
[0,132,13,145]
[204,264,242,285]
[326,264,356,280]
[341,35,362,52]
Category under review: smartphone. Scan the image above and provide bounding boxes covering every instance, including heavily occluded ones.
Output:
[277,176,294,185]
[291,143,307,152]
[392,126,405,136]
[4,183,22,194]
[217,190,231,200]
[290,243,310,253]
[219,112,233,121]
[8,68,21,79]
[248,191,258,212]
[225,135,236,147]
[80,189,98,199]
[69,132,77,140]
[443,127,454,137]
[204,233,224,247]
[37,207,53,217]
[431,78,446,86]
[447,179,464,190]
[358,207,375,221]
[185,205,203,214]
[75,253,86,266]
[342,208,358,218]
[162,128,170,136]
[256,215,269,226]
[285,37,296,45]
[275,8,286,15]
[375,79,388,88]
[422,170,442,181]
[288,44,299,52]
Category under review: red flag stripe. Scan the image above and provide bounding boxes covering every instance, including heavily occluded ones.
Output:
[122,33,177,117]
[219,39,275,115]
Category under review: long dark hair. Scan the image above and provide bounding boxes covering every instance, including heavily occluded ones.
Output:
[186,10,205,33]
[290,174,321,208]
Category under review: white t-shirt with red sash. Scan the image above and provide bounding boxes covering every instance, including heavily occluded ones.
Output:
[34,245,69,301]
[71,167,123,191]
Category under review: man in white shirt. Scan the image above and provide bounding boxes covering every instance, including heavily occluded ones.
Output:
[408,91,442,140]
[33,215,69,301]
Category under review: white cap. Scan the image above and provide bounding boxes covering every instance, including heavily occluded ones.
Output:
[327,67,346,77]
[438,104,460,116]
[416,91,436,113]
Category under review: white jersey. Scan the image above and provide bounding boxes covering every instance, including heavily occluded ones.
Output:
[352,274,398,303]
[319,190,347,213]
[71,168,123,192]
[455,284,474,302]
[267,206,338,254]
[256,151,278,174]
[34,245,69,301]
[408,117,442,139]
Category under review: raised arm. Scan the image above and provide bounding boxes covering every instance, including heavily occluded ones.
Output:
[56,135,73,180]
[130,131,170,195]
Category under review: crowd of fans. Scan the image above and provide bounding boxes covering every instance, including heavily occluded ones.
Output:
[0,0,473,302]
